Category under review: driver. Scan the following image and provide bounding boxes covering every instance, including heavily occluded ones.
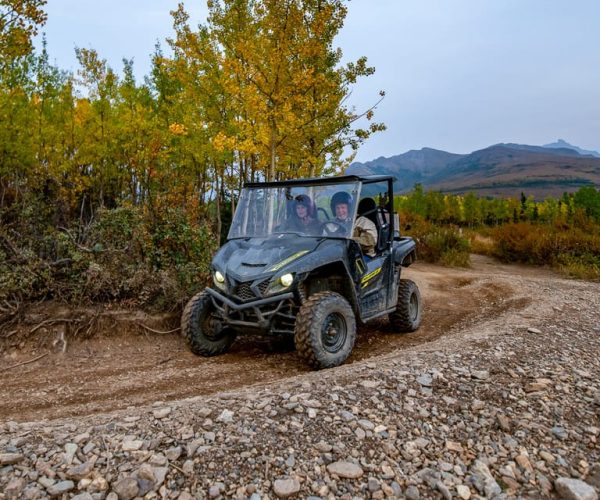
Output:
[330,192,377,258]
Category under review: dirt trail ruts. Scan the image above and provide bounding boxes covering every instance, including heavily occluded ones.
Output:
[0,255,538,422]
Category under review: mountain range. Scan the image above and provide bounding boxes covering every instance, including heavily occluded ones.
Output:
[347,139,600,198]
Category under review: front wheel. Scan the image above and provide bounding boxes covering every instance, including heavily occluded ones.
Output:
[181,290,236,356]
[389,279,422,332]
[294,291,356,369]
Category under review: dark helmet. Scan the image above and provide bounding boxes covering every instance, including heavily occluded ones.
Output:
[331,191,353,214]
[294,194,315,217]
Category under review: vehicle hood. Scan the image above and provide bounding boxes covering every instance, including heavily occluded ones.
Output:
[213,235,322,281]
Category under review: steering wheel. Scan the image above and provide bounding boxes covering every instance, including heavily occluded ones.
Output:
[317,207,330,221]
[322,221,347,236]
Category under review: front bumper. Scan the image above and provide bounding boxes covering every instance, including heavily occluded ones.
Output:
[206,288,295,333]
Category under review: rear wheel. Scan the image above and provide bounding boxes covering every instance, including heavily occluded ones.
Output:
[181,290,236,356]
[294,291,356,369]
[389,279,422,332]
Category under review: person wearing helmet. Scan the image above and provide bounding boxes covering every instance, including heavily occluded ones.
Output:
[286,194,320,234]
[329,191,377,258]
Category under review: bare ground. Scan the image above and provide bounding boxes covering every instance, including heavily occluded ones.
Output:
[0,255,541,422]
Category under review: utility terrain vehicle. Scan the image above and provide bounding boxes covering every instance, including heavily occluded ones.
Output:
[181,175,422,369]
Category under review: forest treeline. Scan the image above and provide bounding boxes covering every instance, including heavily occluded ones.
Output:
[396,185,600,279]
[0,0,384,315]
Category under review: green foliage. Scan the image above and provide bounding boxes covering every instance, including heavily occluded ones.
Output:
[0,204,216,310]
[401,214,471,267]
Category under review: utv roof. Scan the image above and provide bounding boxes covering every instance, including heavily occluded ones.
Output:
[244,175,394,188]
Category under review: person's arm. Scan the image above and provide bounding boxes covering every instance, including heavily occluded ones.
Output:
[353,217,377,251]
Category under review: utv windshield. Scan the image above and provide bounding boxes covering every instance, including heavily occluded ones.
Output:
[228,181,361,239]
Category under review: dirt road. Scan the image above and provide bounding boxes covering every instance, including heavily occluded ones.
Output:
[0,255,544,423]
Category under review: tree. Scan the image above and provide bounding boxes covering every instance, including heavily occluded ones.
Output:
[0,0,46,62]
[573,186,600,221]
[196,0,385,180]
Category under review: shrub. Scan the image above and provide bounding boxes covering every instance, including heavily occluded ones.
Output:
[400,213,471,267]
[0,203,216,313]
[490,222,600,280]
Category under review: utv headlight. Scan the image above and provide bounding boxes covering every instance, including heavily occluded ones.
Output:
[213,270,226,291]
[279,273,294,288]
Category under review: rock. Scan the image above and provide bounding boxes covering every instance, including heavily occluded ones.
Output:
[64,443,78,464]
[315,441,332,453]
[358,419,375,430]
[5,477,26,500]
[153,407,172,419]
[47,480,75,496]
[525,382,548,392]
[470,460,502,498]
[208,482,225,498]
[445,440,463,453]
[436,480,452,500]
[417,373,433,387]
[552,426,569,440]
[456,484,471,499]
[326,461,364,479]
[38,477,55,488]
[217,409,234,422]
[368,477,381,492]
[585,464,600,489]
[361,380,381,388]
[165,446,182,461]
[71,494,94,500]
[497,414,511,431]
[273,478,301,498]
[527,327,542,334]
[152,466,168,487]
[540,450,555,463]
[555,477,598,500]
[0,453,23,465]
[471,370,490,381]
[112,477,139,500]
[339,410,355,421]
[178,493,194,500]
[405,485,420,500]
[516,453,534,473]
[122,439,143,451]
[89,476,109,492]
[137,464,156,482]
[67,461,94,480]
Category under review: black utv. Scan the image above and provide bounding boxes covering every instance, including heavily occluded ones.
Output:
[181,175,422,369]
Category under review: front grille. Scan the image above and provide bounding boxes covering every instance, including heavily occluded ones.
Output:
[258,279,270,295]
[235,282,256,301]
[232,278,272,301]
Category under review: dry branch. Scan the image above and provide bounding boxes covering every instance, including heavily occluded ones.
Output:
[0,353,48,372]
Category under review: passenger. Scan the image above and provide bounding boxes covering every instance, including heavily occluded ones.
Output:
[288,194,320,234]
[330,192,377,258]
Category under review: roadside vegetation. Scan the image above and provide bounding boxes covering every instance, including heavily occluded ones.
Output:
[0,0,384,325]
[396,185,600,280]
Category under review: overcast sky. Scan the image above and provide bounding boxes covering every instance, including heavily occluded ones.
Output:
[36,0,600,162]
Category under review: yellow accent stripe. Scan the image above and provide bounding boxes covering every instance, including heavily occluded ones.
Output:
[361,266,381,284]
[269,250,309,272]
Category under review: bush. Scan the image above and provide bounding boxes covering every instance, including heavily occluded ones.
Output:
[0,203,216,312]
[401,213,471,267]
[490,222,600,280]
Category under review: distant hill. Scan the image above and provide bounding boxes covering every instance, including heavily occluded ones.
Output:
[348,141,600,198]
[543,139,600,158]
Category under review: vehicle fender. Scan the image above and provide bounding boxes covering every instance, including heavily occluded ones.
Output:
[393,238,417,267]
